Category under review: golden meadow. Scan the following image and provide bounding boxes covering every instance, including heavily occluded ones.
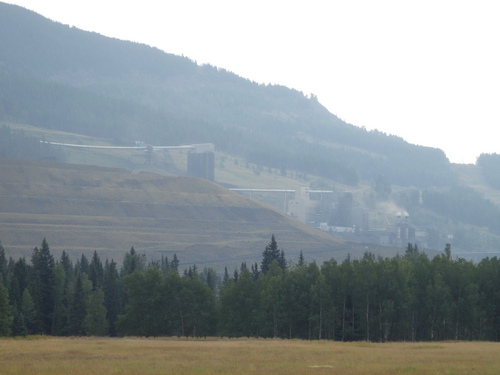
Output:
[1,337,500,375]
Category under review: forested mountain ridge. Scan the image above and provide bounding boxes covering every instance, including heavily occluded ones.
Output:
[0,2,454,188]
[3,3,500,259]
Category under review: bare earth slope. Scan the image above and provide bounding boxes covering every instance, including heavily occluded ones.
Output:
[0,158,356,268]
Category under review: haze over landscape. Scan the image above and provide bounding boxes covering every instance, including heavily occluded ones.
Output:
[2,0,500,262]
[6,0,500,164]
[4,2,500,348]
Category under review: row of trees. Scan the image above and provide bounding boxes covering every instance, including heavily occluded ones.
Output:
[1,237,500,341]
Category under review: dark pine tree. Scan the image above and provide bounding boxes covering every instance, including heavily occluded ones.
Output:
[68,274,87,336]
[251,262,260,281]
[170,254,180,273]
[59,251,74,283]
[89,251,104,291]
[233,268,239,282]
[298,251,305,267]
[160,255,170,275]
[103,259,121,336]
[278,250,287,270]
[222,267,230,286]
[0,242,7,285]
[30,238,55,334]
[53,251,73,336]
[76,254,90,276]
[261,235,286,275]
[9,258,28,307]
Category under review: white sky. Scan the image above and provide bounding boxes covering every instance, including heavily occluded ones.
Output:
[5,0,500,164]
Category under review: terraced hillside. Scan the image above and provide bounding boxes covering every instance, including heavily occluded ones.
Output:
[0,158,382,270]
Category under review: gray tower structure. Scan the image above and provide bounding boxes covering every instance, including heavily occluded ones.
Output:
[187,143,215,181]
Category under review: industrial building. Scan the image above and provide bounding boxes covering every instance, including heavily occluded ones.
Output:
[287,187,369,232]
[231,185,419,248]
[187,143,215,181]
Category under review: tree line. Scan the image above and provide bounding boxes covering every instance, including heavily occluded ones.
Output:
[1,236,500,341]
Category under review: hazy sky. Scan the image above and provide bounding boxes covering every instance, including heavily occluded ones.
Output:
[6,0,500,164]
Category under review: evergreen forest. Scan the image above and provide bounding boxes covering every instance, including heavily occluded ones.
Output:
[1,237,500,342]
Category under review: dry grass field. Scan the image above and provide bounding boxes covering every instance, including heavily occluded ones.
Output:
[0,157,351,271]
[1,337,499,375]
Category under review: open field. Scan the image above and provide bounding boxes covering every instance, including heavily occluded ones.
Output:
[1,337,499,375]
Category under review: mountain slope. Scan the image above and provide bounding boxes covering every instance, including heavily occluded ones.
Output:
[0,158,388,269]
[0,2,455,188]
[4,3,499,260]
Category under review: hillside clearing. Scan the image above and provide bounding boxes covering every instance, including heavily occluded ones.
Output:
[0,158,359,270]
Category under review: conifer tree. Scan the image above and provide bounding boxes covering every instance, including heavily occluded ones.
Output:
[30,238,55,334]
[89,251,104,291]
[0,281,12,336]
[222,267,230,286]
[278,250,287,270]
[0,242,7,285]
[161,255,170,275]
[77,254,90,276]
[170,254,179,272]
[59,251,73,283]
[68,274,87,336]
[8,257,30,332]
[51,264,67,335]
[261,235,286,275]
[233,268,239,282]
[54,252,73,336]
[103,259,121,336]
[251,262,260,281]
[298,251,305,267]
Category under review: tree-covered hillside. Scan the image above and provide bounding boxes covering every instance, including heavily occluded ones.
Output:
[0,2,455,188]
[477,153,500,190]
